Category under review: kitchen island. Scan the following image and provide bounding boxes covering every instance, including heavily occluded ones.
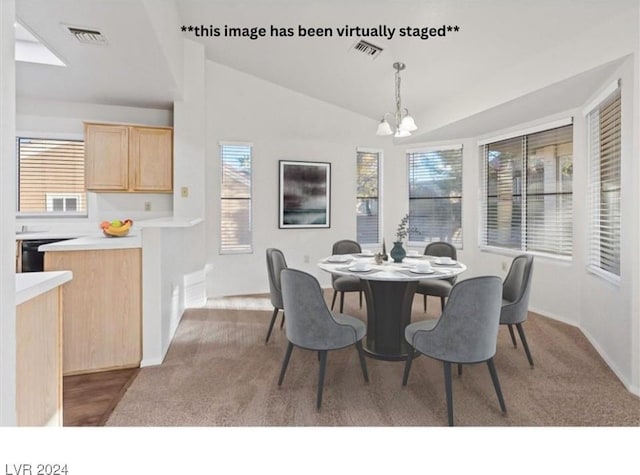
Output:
[38,217,205,374]
[41,234,142,375]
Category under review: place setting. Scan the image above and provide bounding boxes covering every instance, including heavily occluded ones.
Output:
[323,254,353,264]
[336,260,381,275]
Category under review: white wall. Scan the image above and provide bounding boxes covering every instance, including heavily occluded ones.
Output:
[15,98,175,229]
[141,223,206,366]
[173,39,206,219]
[205,61,394,297]
[0,0,17,426]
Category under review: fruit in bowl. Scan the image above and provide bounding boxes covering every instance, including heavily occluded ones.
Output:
[101,219,133,237]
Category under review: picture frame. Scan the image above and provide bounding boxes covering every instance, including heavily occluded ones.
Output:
[279,160,331,229]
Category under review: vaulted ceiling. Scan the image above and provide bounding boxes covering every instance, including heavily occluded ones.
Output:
[15,0,638,140]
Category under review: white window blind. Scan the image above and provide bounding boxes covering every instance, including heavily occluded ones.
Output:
[220,144,252,254]
[481,123,573,257]
[407,146,462,248]
[587,89,621,277]
[17,137,86,215]
[356,150,380,244]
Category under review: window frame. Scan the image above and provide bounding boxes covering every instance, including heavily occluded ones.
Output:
[584,81,622,285]
[406,144,463,249]
[16,134,88,218]
[356,147,383,248]
[219,141,253,255]
[478,118,574,260]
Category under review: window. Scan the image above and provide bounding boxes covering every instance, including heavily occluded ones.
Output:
[480,123,573,256]
[407,145,462,248]
[587,87,621,278]
[220,143,252,254]
[356,149,381,244]
[46,193,82,212]
[17,137,86,215]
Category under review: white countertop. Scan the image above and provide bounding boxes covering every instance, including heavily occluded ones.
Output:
[15,231,87,241]
[18,217,202,252]
[16,271,73,305]
[39,233,142,252]
[137,217,204,228]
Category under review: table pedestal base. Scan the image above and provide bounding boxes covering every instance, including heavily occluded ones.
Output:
[361,279,418,361]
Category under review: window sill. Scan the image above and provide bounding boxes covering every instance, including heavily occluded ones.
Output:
[17,212,88,219]
[586,265,621,287]
[479,245,572,264]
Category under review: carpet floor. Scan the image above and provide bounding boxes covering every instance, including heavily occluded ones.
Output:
[106,292,640,427]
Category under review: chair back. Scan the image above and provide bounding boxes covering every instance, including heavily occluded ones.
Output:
[424,241,457,260]
[332,239,361,255]
[424,241,458,283]
[266,248,288,309]
[501,254,534,324]
[281,269,359,350]
[412,276,503,363]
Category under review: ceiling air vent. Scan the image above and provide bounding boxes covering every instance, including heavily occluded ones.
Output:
[65,26,108,45]
[350,40,383,59]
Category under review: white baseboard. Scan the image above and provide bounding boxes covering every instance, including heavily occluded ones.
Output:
[529,306,638,397]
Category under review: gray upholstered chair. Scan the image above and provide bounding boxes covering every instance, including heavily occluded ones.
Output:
[415,241,458,313]
[402,276,506,426]
[501,254,535,367]
[278,268,369,409]
[265,248,288,344]
[330,239,364,313]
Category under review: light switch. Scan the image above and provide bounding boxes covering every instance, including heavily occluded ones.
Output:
[181,186,189,198]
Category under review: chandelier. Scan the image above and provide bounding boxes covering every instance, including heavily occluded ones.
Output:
[376,62,418,138]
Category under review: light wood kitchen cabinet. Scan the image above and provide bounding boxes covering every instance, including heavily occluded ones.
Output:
[85,122,173,192]
[16,287,63,426]
[44,248,142,375]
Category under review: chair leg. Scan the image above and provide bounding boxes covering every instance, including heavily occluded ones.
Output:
[443,361,454,426]
[507,324,517,348]
[487,358,507,413]
[331,290,338,310]
[280,312,285,329]
[355,341,369,383]
[317,350,328,410]
[516,323,535,367]
[339,292,345,313]
[265,308,279,344]
[423,294,427,313]
[440,296,446,311]
[402,349,415,386]
[457,364,463,376]
[278,342,294,386]
[359,290,363,308]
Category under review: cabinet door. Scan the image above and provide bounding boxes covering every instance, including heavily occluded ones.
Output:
[129,127,173,192]
[44,249,142,375]
[85,124,129,191]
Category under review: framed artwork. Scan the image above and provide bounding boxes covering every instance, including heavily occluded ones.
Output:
[279,160,331,228]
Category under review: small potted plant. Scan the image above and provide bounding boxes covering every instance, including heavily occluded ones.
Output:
[390,213,409,263]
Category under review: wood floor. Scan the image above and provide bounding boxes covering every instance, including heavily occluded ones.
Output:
[63,368,139,426]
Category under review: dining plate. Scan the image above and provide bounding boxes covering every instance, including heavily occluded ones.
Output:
[410,268,435,274]
[326,256,351,263]
[348,266,371,272]
[434,259,456,265]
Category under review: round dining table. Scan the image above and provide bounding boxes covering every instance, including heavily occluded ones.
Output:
[318,253,467,361]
